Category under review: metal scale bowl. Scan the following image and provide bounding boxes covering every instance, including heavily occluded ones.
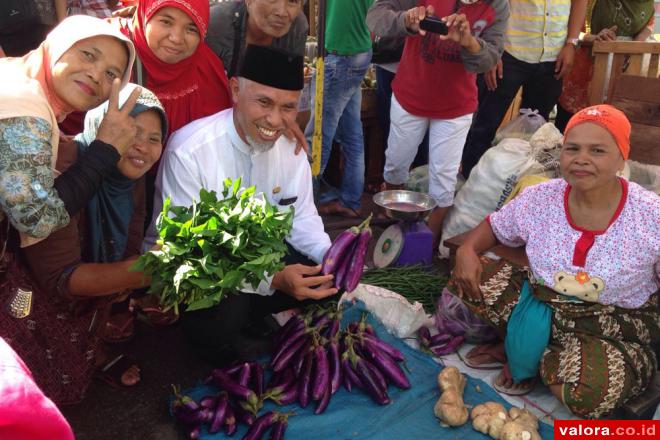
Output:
[372,190,436,268]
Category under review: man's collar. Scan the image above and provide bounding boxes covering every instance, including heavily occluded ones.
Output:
[228,109,253,155]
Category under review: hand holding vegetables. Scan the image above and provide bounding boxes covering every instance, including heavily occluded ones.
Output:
[133,178,293,312]
[271,264,337,301]
[434,366,469,427]
[321,214,373,292]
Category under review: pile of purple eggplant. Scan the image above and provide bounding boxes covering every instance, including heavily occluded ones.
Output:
[267,304,410,411]
[321,214,373,292]
[171,304,412,439]
[172,363,293,439]
[417,325,465,357]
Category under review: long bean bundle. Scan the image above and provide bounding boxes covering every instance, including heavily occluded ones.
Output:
[360,265,448,313]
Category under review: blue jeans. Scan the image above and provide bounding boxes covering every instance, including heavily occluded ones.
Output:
[305,50,372,210]
[461,51,562,178]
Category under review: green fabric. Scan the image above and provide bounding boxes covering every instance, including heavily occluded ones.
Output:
[590,0,655,37]
[325,0,374,55]
[504,280,552,383]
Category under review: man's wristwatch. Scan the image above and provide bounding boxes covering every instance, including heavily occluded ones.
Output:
[566,37,580,48]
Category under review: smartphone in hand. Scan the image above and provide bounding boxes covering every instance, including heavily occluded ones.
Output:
[419,16,449,35]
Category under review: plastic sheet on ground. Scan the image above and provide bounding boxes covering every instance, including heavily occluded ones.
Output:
[182,301,554,439]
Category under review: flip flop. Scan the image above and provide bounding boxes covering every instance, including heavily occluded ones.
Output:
[101,310,136,344]
[492,364,536,396]
[132,296,179,327]
[463,344,506,370]
[96,354,141,388]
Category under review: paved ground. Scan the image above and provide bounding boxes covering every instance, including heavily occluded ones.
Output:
[61,197,413,440]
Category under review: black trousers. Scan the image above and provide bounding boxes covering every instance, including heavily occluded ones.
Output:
[461,51,563,178]
[181,246,338,366]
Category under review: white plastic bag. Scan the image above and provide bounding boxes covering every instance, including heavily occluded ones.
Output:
[340,284,428,338]
[627,160,660,194]
[405,165,429,193]
[494,109,546,145]
[439,123,562,258]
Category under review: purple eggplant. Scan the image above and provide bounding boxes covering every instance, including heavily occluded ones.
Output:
[341,356,363,390]
[269,419,288,440]
[355,358,391,405]
[269,383,298,406]
[209,369,259,410]
[271,328,306,368]
[272,334,308,372]
[274,315,304,345]
[251,363,264,397]
[233,403,256,426]
[298,351,314,408]
[173,406,206,425]
[224,404,237,436]
[343,227,372,292]
[362,357,388,392]
[243,411,276,440]
[418,326,432,346]
[293,342,309,377]
[430,332,452,346]
[314,383,332,415]
[311,345,330,401]
[325,319,341,339]
[361,343,410,389]
[208,392,228,434]
[199,395,217,409]
[269,367,296,392]
[238,363,251,387]
[321,226,360,275]
[361,334,405,362]
[334,240,357,289]
[189,425,201,439]
[328,340,342,394]
[429,335,465,356]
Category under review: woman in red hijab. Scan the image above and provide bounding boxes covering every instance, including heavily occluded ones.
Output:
[120,0,232,136]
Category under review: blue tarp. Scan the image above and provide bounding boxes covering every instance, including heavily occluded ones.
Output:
[184,301,554,439]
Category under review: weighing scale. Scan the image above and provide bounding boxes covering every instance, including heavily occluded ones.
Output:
[372,190,436,268]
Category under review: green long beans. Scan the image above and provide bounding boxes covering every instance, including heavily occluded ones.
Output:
[360,265,449,313]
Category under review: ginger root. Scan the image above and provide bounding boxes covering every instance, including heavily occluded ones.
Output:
[470,402,541,440]
[434,366,469,427]
[500,408,541,440]
[471,402,509,438]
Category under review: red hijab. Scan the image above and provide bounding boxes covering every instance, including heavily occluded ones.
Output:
[125,0,231,136]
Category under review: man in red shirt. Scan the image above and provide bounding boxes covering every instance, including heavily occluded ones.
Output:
[367,0,509,246]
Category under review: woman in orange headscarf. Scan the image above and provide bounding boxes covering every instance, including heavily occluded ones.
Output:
[451,105,659,419]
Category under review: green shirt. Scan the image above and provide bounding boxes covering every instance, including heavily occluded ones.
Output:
[325,0,374,55]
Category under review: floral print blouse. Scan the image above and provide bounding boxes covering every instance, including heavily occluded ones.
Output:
[0,116,69,238]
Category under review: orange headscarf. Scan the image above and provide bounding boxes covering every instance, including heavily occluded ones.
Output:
[563,104,631,160]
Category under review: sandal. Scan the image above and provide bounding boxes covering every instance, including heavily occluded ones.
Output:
[132,296,179,327]
[463,343,507,370]
[101,309,136,344]
[492,364,536,396]
[96,354,141,388]
[317,200,361,218]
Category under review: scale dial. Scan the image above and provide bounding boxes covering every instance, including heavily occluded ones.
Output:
[373,224,404,268]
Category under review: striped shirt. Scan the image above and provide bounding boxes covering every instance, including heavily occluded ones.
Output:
[506,0,572,63]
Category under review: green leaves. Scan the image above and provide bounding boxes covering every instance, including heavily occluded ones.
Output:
[134,178,294,312]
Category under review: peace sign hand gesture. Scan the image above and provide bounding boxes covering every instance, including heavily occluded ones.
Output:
[96,79,141,156]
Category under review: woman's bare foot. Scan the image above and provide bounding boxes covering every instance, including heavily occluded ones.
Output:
[464,342,506,369]
[493,364,535,396]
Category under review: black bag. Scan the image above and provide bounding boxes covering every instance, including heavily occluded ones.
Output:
[371,35,404,65]
[0,0,38,35]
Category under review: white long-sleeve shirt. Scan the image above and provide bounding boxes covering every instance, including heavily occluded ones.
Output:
[145,108,331,295]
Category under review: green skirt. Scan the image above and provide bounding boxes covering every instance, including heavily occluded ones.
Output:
[448,258,659,419]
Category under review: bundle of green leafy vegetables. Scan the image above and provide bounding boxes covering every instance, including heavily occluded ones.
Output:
[133,178,294,312]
